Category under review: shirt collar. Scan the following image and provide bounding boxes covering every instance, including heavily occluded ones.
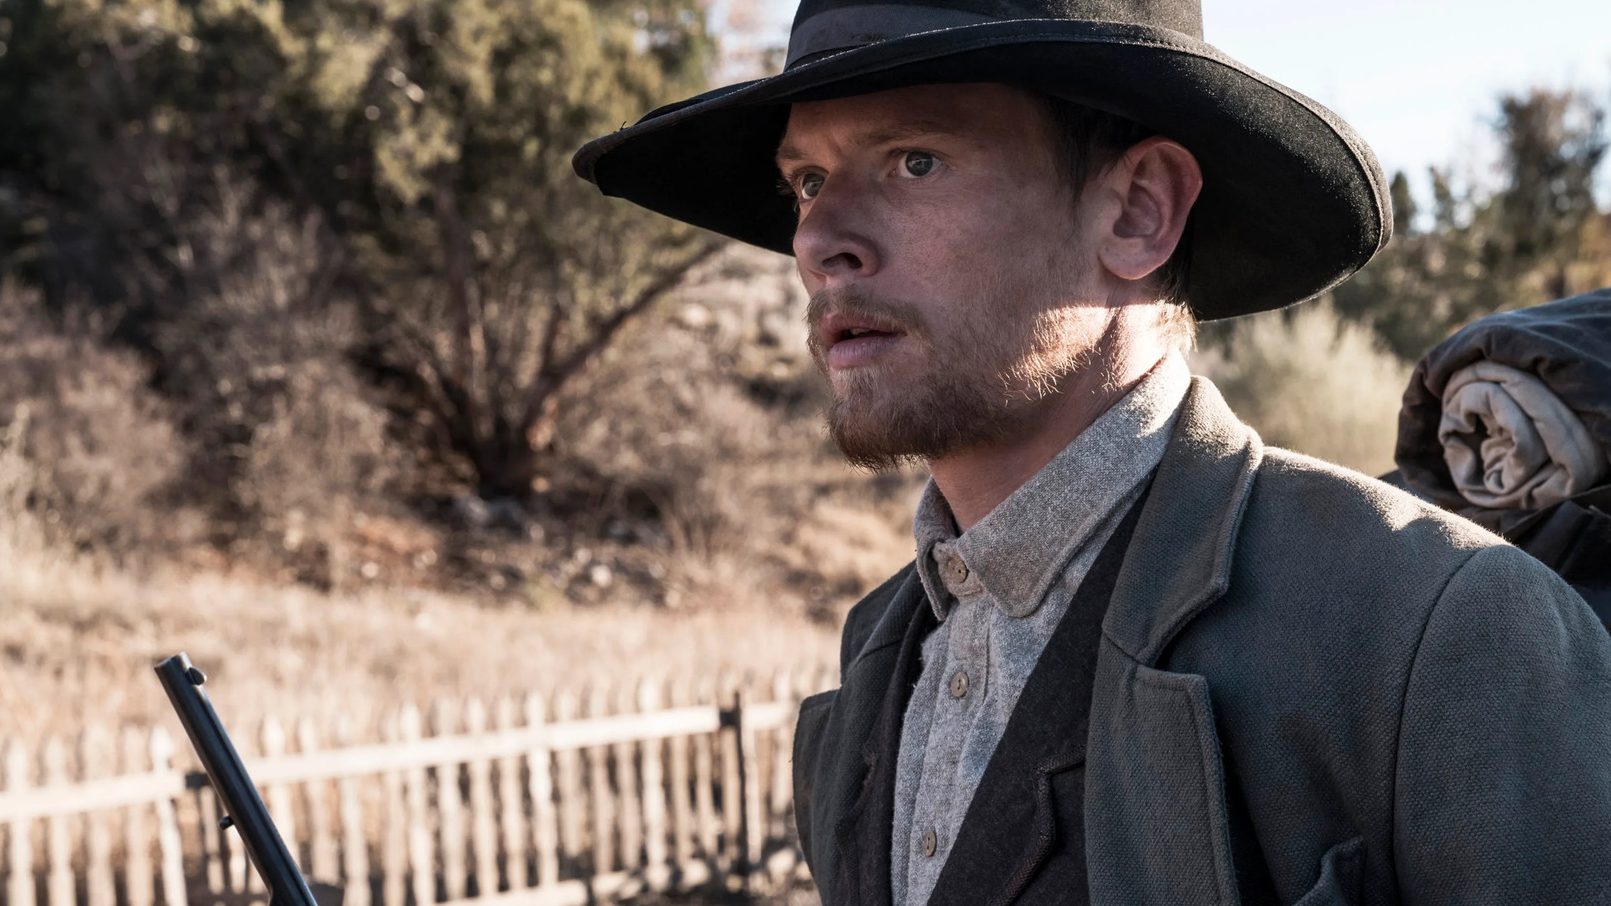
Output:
[913,353,1191,621]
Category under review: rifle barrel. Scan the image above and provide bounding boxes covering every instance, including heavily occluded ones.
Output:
[155,653,318,906]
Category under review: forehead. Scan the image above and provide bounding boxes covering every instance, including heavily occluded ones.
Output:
[775,82,1051,164]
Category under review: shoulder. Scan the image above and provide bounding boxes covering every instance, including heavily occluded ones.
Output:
[1246,448,1594,620]
[1240,445,1503,590]
[1188,444,1606,689]
[838,562,916,677]
[1193,456,1611,899]
[1421,541,1607,664]
[1170,444,1560,692]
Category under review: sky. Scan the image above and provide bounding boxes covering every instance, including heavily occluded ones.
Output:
[1203,0,1610,194]
[736,0,1611,200]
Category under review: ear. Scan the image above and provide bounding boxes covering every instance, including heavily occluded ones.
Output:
[1094,137,1203,286]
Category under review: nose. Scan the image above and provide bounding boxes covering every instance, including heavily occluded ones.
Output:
[792,179,880,285]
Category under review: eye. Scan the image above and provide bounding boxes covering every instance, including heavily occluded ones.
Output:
[776,171,826,212]
[898,151,938,178]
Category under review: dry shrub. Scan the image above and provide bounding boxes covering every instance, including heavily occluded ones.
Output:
[1193,300,1412,476]
[0,414,48,554]
[0,279,189,560]
[560,324,816,608]
[154,201,410,586]
[238,358,403,584]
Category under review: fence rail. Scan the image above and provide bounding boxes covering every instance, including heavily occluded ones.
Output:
[0,667,833,906]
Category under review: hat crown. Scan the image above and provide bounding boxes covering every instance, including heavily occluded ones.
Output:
[787,0,1203,67]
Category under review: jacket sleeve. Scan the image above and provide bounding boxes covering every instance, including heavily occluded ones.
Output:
[1393,543,1611,902]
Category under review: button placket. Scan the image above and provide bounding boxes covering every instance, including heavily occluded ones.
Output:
[956,596,990,703]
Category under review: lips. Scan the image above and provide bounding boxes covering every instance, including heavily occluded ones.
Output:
[815,311,907,369]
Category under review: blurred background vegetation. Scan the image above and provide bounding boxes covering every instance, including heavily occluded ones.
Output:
[0,0,1607,735]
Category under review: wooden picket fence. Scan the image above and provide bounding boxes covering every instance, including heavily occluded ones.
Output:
[0,667,833,906]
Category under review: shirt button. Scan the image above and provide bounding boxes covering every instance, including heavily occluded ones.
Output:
[921,828,938,857]
[949,670,969,699]
[949,558,969,582]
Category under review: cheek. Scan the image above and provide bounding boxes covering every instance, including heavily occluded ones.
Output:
[877,178,1080,322]
[886,198,1015,282]
[943,189,1062,267]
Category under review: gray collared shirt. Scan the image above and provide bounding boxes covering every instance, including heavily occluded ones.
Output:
[890,354,1190,906]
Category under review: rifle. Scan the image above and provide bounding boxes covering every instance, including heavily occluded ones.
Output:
[155,652,319,906]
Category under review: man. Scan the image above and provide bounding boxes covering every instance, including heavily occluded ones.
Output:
[574,0,1611,902]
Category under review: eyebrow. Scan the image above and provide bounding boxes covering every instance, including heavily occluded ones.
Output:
[774,118,967,168]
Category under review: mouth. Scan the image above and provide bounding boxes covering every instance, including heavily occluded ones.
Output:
[817,312,907,370]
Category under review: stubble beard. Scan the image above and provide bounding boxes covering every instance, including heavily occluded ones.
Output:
[806,283,1102,472]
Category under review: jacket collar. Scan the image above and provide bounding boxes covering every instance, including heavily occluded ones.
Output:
[1100,376,1263,666]
[847,569,926,672]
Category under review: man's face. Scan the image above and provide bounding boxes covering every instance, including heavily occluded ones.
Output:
[777,83,1113,469]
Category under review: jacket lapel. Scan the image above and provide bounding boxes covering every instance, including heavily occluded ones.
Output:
[1102,377,1263,666]
[926,486,1149,906]
[1085,377,1264,906]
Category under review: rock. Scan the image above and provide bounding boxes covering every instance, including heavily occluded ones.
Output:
[677,302,713,330]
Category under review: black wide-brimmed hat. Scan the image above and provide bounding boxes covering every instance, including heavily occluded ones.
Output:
[572,0,1391,320]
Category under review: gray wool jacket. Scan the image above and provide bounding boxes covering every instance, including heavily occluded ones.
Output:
[793,377,1611,905]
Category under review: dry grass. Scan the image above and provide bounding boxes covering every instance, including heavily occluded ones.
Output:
[0,536,839,744]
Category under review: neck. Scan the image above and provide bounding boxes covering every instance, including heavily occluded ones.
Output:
[931,348,1167,530]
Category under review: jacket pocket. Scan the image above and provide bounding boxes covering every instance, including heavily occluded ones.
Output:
[792,689,837,869]
[1085,659,1242,904]
[1292,836,1365,906]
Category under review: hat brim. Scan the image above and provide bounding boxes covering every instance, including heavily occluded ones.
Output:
[572,19,1390,320]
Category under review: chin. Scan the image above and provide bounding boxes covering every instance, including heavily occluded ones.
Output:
[826,393,955,469]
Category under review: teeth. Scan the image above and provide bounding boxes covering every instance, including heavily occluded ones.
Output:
[847,328,870,338]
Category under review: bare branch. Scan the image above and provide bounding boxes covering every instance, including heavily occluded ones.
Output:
[535,239,724,419]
